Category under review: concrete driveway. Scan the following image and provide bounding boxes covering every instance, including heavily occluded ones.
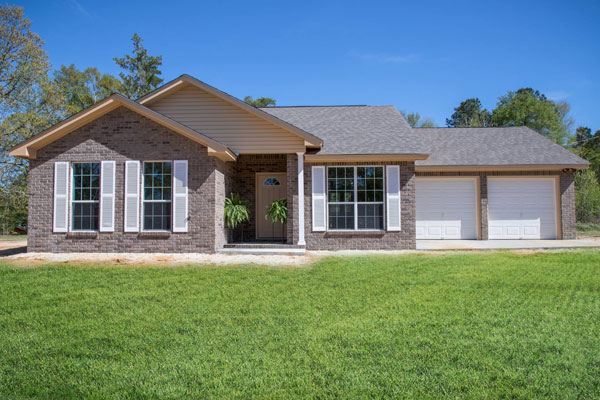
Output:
[416,239,600,250]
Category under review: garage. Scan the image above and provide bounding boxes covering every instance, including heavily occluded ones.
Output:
[488,178,558,239]
[416,178,478,239]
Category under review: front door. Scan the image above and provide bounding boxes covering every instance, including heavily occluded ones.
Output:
[256,173,287,239]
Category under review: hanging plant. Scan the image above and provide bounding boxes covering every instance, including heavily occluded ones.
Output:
[265,198,287,224]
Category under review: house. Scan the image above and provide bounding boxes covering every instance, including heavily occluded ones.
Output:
[9,75,589,253]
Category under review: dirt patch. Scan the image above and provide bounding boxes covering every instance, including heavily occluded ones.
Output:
[4,251,318,267]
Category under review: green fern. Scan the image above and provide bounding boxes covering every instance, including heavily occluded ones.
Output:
[265,198,287,224]
[224,193,250,229]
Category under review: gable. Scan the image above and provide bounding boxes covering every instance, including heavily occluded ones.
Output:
[147,84,306,154]
[9,94,236,161]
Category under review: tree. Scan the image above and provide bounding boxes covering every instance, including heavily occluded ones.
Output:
[113,33,163,100]
[243,96,276,107]
[401,111,436,128]
[492,88,572,145]
[54,64,121,115]
[574,126,600,181]
[0,5,63,232]
[446,98,491,128]
[575,169,600,223]
[0,5,48,110]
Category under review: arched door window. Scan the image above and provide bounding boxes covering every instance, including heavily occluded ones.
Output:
[263,177,281,186]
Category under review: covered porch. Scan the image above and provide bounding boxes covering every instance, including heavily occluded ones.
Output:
[222,153,305,247]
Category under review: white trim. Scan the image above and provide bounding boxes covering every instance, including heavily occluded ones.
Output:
[99,161,115,232]
[53,162,69,233]
[311,166,326,231]
[386,165,401,231]
[124,161,140,232]
[326,166,386,231]
[172,160,188,233]
[297,152,306,245]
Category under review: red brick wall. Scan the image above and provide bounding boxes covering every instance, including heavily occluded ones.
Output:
[28,107,221,253]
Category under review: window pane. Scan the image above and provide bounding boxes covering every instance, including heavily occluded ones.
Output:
[143,162,172,202]
[144,163,153,175]
[163,173,172,188]
[328,204,354,230]
[358,204,383,230]
[143,200,172,231]
[91,175,100,188]
[72,203,99,231]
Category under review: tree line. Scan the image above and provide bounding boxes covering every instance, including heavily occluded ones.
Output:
[0,4,598,232]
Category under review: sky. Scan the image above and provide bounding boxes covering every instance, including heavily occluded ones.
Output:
[18,0,600,130]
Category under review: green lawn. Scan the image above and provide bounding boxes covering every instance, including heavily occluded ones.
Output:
[577,222,600,237]
[1,252,599,399]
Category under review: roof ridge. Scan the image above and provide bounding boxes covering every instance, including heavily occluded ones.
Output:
[260,105,371,108]
[415,126,526,129]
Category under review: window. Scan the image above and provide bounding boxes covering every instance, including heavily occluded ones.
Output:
[263,177,281,186]
[143,161,172,231]
[327,166,384,230]
[72,162,100,231]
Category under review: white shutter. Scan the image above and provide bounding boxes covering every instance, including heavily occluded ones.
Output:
[53,162,69,232]
[386,165,401,231]
[311,166,326,231]
[172,160,188,232]
[99,161,116,232]
[124,161,140,232]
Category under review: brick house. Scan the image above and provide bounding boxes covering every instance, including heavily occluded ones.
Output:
[9,75,589,253]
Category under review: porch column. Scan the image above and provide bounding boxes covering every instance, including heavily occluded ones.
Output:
[297,152,306,246]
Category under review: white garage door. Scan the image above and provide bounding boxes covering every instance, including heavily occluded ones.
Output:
[416,178,478,239]
[488,178,557,239]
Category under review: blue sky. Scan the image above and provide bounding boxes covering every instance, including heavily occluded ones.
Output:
[20,0,600,130]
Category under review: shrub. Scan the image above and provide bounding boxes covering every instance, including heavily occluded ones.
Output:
[265,198,287,224]
[224,194,250,241]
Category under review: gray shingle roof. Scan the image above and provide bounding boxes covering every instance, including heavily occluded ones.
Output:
[416,127,588,167]
[260,105,428,155]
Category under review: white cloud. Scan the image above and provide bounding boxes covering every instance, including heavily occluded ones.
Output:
[68,0,90,17]
[546,90,571,101]
[351,52,419,64]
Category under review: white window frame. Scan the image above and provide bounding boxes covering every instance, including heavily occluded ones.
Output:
[142,160,173,232]
[326,166,386,231]
[70,162,101,232]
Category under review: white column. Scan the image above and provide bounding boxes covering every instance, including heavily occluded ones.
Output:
[297,152,306,246]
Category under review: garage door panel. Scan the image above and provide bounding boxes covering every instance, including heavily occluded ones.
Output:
[488,178,556,240]
[416,178,478,240]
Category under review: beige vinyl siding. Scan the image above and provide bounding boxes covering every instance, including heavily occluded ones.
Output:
[149,84,305,153]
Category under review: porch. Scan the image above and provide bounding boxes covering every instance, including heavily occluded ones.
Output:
[221,153,305,247]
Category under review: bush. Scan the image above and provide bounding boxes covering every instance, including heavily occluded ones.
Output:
[575,169,600,223]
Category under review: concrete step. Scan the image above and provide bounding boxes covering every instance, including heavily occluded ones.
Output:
[217,247,306,256]
[223,243,304,249]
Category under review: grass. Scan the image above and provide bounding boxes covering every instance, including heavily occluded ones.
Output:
[1,251,599,399]
[577,222,600,237]
[0,234,26,241]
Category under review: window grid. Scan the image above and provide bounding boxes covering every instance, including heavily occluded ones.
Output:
[327,166,385,231]
[143,161,172,231]
[71,162,100,231]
